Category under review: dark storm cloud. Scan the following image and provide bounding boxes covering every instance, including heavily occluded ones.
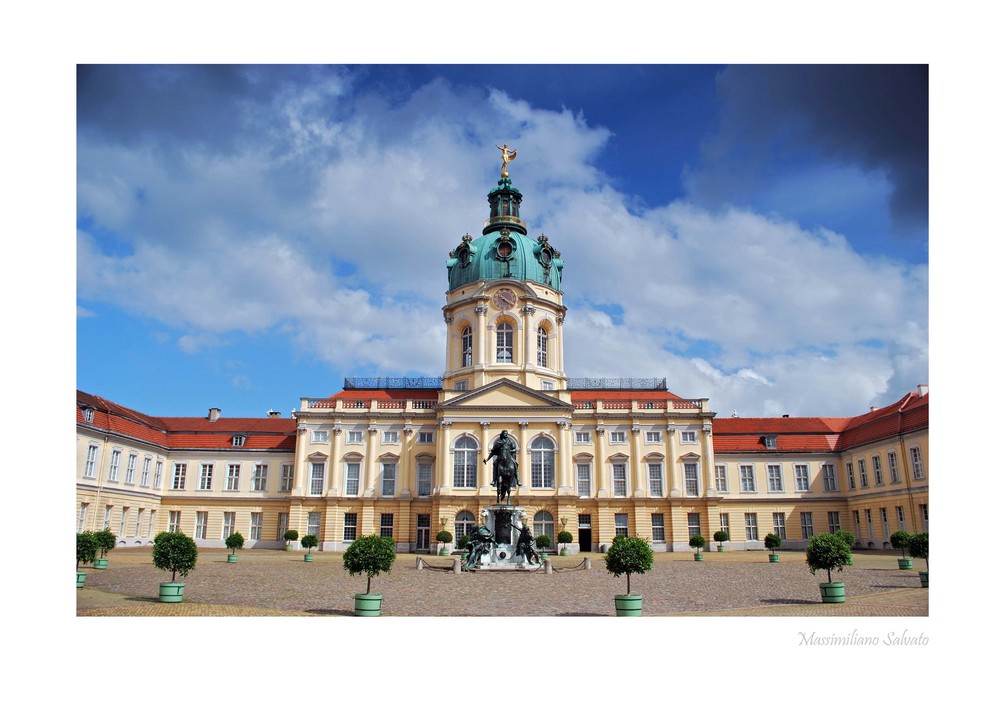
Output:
[693,65,928,239]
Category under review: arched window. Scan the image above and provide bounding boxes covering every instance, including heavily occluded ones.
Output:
[533,511,555,543]
[537,327,548,367]
[456,510,476,542]
[497,322,513,363]
[530,436,555,488]
[462,327,473,367]
[453,435,478,488]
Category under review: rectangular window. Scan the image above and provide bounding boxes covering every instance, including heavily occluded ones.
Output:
[646,431,662,444]
[719,513,730,537]
[84,445,99,478]
[135,508,144,536]
[801,512,814,539]
[828,511,841,534]
[880,507,890,538]
[168,510,181,533]
[153,461,163,489]
[576,464,591,498]
[651,513,665,542]
[537,329,548,367]
[531,449,554,488]
[614,513,629,537]
[853,510,862,539]
[280,464,293,492]
[740,464,756,492]
[109,450,121,482]
[104,505,112,529]
[612,463,627,497]
[347,430,364,444]
[380,513,394,538]
[684,463,699,496]
[767,464,783,492]
[681,430,697,443]
[910,447,924,480]
[140,458,151,486]
[148,510,156,536]
[744,513,759,541]
[199,463,213,491]
[858,459,868,487]
[381,462,397,496]
[125,453,137,484]
[763,434,777,450]
[311,430,328,444]
[847,462,856,490]
[648,463,663,497]
[773,512,786,540]
[418,431,434,444]
[575,431,591,444]
[277,512,288,541]
[343,512,358,542]
[865,509,874,539]
[896,506,906,531]
[794,464,809,491]
[345,463,360,496]
[252,464,267,491]
[119,507,129,537]
[455,380,468,391]
[715,464,728,492]
[195,511,207,539]
[383,430,399,444]
[307,512,321,538]
[822,463,837,491]
[920,503,928,530]
[417,462,433,497]
[610,431,626,444]
[250,512,262,540]
[310,462,325,495]
[223,512,235,539]
[172,463,187,490]
[687,513,701,539]
[888,451,901,483]
[872,455,884,485]
[541,380,554,390]
[226,464,240,491]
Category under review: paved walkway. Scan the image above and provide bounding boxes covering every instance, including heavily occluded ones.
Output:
[76,549,928,617]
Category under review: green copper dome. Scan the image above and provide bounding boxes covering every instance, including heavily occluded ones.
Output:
[447,175,563,291]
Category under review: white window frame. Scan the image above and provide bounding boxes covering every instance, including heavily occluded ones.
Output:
[887,451,900,483]
[309,462,325,496]
[154,461,163,488]
[252,463,268,491]
[687,513,701,539]
[684,462,699,496]
[715,464,728,492]
[311,430,329,444]
[417,462,433,497]
[576,463,591,498]
[872,455,884,485]
[108,449,121,482]
[612,463,627,498]
[773,512,786,540]
[347,430,364,445]
[140,457,151,486]
[168,510,181,533]
[135,508,144,536]
[462,327,473,367]
[910,447,924,480]
[794,464,809,492]
[84,444,98,479]
[646,431,662,444]
[199,463,213,491]
[226,463,240,491]
[858,458,868,487]
[801,511,814,539]
[575,431,591,444]
[766,464,783,492]
[651,513,665,542]
[195,511,207,539]
[822,463,837,491]
[647,462,664,497]
[610,431,626,445]
[614,513,629,537]
[345,462,361,496]
[896,506,906,531]
[250,512,262,540]
[172,463,187,490]
[453,436,479,489]
[307,512,321,538]
[828,511,841,534]
[343,512,358,542]
[381,462,397,496]
[847,462,855,489]
[418,431,434,445]
[382,430,400,445]
[280,463,293,492]
[222,512,235,539]
[76,503,88,532]
[739,464,756,493]
[681,430,697,444]
[536,327,549,368]
[880,507,890,538]
[380,513,394,539]
[125,453,137,484]
[745,513,759,541]
[496,321,514,363]
[530,436,555,488]
[455,379,469,391]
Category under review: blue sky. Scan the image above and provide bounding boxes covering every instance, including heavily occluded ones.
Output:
[76,64,928,418]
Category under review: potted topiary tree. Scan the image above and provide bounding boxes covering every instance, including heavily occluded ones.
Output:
[536,534,552,559]
[764,532,782,562]
[604,535,654,616]
[93,528,116,569]
[806,532,853,603]
[890,530,912,569]
[713,529,728,552]
[283,529,299,551]
[77,531,98,588]
[689,534,706,561]
[436,529,453,556]
[301,534,318,562]
[834,529,855,549]
[152,531,198,603]
[225,531,245,563]
[908,531,928,587]
[343,534,397,616]
[557,530,573,556]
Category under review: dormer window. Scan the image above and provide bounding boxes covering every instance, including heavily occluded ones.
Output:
[82,407,95,423]
[763,434,777,450]
[232,434,247,447]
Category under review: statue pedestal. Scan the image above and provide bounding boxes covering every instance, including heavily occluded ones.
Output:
[474,504,538,571]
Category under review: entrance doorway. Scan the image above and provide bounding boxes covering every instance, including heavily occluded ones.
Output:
[416,514,430,552]
[578,514,592,552]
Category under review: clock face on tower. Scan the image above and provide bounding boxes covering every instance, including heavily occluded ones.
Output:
[492,288,517,311]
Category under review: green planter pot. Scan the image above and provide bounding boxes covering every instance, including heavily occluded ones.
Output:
[93,558,108,570]
[819,581,846,603]
[560,547,569,556]
[717,546,725,552]
[354,593,383,616]
[897,558,913,570]
[438,546,449,556]
[285,544,294,552]
[614,594,643,616]
[919,571,928,588]
[694,552,704,561]
[227,554,238,563]
[769,554,780,563]
[540,552,549,560]
[77,571,87,588]
[304,553,314,562]
[159,582,185,603]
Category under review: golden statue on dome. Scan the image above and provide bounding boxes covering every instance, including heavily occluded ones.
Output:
[496,143,517,177]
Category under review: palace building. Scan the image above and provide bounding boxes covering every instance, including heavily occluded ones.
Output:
[75,158,929,554]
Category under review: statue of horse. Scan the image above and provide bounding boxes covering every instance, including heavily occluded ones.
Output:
[484,429,521,505]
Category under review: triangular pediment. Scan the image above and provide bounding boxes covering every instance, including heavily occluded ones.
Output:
[440,379,573,411]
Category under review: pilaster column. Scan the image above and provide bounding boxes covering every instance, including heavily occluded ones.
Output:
[701,423,715,495]
[401,425,414,498]
[630,425,644,497]
[364,426,378,496]
[475,304,488,369]
[480,421,492,492]
[557,420,573,494]
[667,425,681,496]
[329,427,343,495]
[595,426,608,497]
[438,421,452,492]
[293,425,308,494]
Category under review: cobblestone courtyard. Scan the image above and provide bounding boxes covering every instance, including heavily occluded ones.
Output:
[76,547,928,617]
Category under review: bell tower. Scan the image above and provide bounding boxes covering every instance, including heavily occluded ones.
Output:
[442,147,567,394]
